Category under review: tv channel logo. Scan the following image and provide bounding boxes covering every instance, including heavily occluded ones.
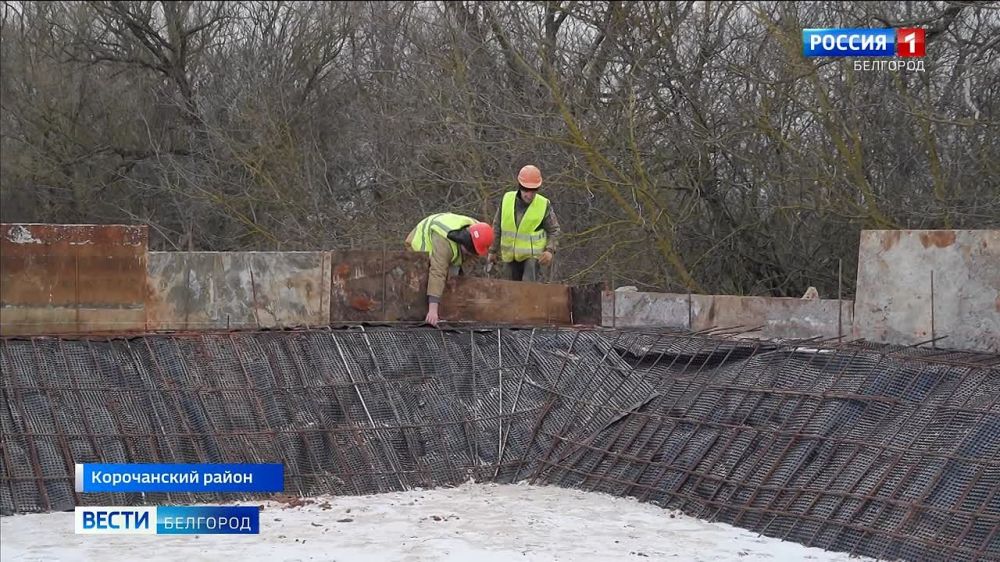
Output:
[803,28,925,58]
[75,507,156,535]
[75,506,259,535]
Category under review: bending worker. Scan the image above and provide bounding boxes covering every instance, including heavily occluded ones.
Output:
[406,213,494,327]
[487,164,562,281]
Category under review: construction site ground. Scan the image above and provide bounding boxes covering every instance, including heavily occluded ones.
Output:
[2,481,876,562]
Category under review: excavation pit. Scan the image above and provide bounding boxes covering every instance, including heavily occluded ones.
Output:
[1,326,997,561]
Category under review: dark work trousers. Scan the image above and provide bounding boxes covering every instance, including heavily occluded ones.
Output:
[506,259,539,282]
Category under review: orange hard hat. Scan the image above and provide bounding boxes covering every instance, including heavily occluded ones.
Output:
[468,222,494,256]
[517,165,543,190]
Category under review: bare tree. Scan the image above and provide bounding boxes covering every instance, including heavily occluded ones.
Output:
[3,1,997,295]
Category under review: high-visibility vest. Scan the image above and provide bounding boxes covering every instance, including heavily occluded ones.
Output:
[409,213,477,266]
[500,191,548,262]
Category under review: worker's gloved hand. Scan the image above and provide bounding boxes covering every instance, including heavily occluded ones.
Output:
[487,252,497,264]
[538,250,553,266]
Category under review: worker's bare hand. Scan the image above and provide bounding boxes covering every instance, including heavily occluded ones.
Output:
[425,309,440,327]
[539,250,553,266]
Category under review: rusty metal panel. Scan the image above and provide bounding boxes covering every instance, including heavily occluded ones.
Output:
[854,230,1000,352]
[0,224,147,335]
[440,277,572,325]
[330,250,575,325]
[146,252,331,330]
[329,250,427,322]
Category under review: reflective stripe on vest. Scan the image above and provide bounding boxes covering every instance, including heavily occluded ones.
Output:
[499,191,548,262]
[409,213,477,266]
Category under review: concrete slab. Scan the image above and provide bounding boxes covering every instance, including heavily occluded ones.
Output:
[601,291,690,328]
[762,298,854,340]
[854,230,999,352]
[248,252,331,328]
[602,291,853,340]
[146,252,330,330]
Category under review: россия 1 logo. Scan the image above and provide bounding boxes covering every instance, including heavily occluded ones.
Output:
[802,28,925,58]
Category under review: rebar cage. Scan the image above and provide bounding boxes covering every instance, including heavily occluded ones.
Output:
[1,325,997,561]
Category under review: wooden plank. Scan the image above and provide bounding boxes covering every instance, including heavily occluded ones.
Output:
[440,277,572,325]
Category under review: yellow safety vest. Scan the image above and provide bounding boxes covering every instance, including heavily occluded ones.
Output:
[409,213,477,266]
[500,191,548,262]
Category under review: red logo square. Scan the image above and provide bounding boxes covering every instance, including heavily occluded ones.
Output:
[897,28,925,57]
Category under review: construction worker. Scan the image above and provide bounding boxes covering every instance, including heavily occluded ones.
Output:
[487,164,562,282]
[406,213,494,327]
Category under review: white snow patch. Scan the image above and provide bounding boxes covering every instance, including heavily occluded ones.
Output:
[6,225,43,244]
[0,483,879,562]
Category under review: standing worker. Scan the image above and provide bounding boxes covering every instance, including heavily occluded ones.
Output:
[487,164,562,282]
[406,213,494,327]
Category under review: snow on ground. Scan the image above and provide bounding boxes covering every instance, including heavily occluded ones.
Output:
[2,482,875,562]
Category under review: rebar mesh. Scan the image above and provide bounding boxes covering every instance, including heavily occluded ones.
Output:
[1,326,997,561]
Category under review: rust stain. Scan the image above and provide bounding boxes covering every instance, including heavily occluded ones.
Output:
[919,231,956,248]
[143,277,162,329]
[334,263,352,279]
[879,231,901,252]
[349,294,377,312]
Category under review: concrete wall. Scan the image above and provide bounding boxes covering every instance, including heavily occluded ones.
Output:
[146,252,331,330]
[603,291,854,340]
[854,230,999,352]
